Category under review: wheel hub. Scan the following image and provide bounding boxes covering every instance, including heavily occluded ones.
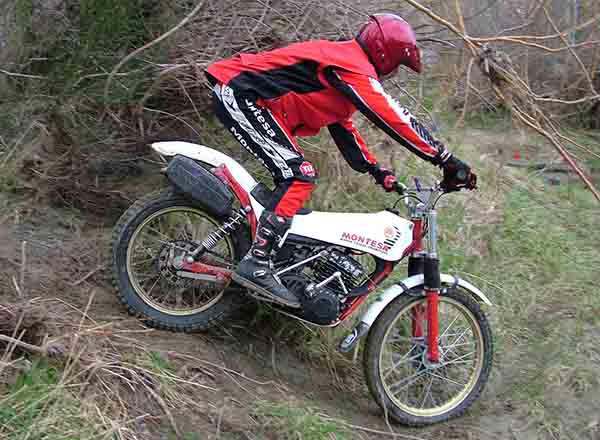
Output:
[157,241,196,287]
[421,346,446,369]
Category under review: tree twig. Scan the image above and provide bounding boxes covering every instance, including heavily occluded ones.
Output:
[0,69,44,79]
[104,0,207,106]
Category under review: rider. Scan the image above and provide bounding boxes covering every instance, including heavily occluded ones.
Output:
[205,13,477,309]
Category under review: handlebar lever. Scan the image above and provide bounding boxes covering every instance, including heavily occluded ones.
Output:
[414,177,422,192]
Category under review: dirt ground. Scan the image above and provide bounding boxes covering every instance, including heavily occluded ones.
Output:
[0,126,587,439]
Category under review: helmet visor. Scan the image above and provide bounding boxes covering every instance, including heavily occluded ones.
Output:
[409,46,423,73]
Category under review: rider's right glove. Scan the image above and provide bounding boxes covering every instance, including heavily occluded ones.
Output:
[441,156,477,192]
[368,163,397,192]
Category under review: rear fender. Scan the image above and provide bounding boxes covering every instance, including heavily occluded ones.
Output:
[151,141,258,192]
[164,155,234,218]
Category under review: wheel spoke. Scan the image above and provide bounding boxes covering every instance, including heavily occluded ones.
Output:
[147,225,175,243]
[440,341,472,354]
[140,246,157,259]
[180,213,192,240]
[377,294,488,416]
[439,314,460,339]
[387,330,413,344]
[145,275,161,297]
[442,350,475,366]
[141,233,192,252]
[420,374,435,409]
[427,371,467,388]
[388,368,429,394]
[383,347,422,379]
[442,328,471,358]
[130,255,156,268]
[126,206,237,317]
[138,272,160,284]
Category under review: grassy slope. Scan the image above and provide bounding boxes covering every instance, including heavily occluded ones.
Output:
[4,124,598,440]
[442,128,600,438]
[2,119,599,440]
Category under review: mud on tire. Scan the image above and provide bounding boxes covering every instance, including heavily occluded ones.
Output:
[112,188,250,332]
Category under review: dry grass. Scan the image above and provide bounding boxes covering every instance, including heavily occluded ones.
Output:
[0,296,250,439]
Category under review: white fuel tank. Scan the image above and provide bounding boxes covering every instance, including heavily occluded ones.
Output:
[287,210,414,261]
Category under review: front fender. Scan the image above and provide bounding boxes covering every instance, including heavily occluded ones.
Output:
[361,274,492,327]
[337,274,492,353]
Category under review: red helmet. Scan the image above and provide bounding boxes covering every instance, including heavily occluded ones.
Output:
[356,14,422,77]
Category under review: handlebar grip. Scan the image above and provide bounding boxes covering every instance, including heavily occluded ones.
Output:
[393,181,407,195]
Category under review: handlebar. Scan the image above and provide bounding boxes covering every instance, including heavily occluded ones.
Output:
[393,174,476,197]
[391,176,473,213]
[392,178,441,196]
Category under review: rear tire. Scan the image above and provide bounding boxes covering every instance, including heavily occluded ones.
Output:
[364,288,493,426]
[112,188,250,332]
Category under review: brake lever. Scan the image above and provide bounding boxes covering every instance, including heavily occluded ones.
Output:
[413,177,422,192]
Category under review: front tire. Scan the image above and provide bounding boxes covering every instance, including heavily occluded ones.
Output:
[112,189,250,332]
[364,288,493,426]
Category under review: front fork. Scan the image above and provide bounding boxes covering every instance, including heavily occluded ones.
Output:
[424,259,441,363]
[409,210,441,363]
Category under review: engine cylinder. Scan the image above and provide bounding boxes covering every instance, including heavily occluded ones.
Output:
[312,250,365,294]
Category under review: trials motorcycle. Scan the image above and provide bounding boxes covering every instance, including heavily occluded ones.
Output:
[112,141,493,426]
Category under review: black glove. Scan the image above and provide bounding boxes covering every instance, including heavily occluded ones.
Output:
[368,163,397,192]
[441,156,477,192]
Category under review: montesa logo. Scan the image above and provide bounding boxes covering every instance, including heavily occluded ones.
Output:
[340,232,391,253]
[384,226,395,239]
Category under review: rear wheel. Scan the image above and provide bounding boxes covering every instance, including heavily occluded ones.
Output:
[364,288,493,426]
[112,189,250,332]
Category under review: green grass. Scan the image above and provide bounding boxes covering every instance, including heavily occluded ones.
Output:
[278,137,600,436]
[256,403,349,440]
[15,0,33,34]
[7,0,162,105]
[0,360,99,439]
[464,107,512,129]
[435,179,599,433]
[43,0,153,101]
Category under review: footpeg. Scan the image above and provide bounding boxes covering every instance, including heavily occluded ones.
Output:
[338,322,369,353]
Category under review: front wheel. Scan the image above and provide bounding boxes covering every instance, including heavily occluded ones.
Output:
[364,288,493,426]
[112,188,250,332]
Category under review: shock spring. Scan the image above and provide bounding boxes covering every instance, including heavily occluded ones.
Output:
[188,208,246,259]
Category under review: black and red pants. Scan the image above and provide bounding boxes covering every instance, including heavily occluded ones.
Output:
[212,83,315,218]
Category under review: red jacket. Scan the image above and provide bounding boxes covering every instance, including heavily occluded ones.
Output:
[206,40,449,172]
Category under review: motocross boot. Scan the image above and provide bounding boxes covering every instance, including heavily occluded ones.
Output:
[232,211,300,308]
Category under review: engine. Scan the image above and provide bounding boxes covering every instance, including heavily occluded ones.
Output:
[280,249,366,325]
[312,250,365,294]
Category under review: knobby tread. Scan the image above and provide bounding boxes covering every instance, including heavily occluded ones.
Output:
[111,188,250,332]
[363,288,493,426]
